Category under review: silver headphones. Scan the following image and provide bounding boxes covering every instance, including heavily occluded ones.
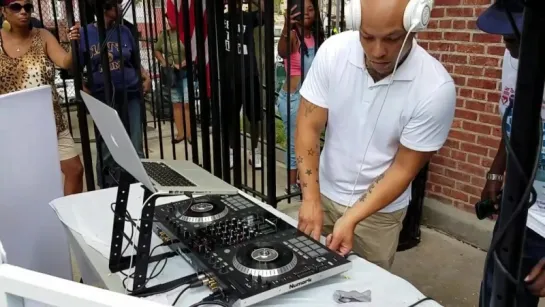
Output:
[345,0,434,32]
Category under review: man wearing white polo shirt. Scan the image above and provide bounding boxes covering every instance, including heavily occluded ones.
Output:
[295,0,456,270]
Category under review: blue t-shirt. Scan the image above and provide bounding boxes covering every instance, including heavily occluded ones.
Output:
[79,24,140,95]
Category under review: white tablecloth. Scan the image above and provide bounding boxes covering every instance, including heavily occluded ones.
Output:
[50,184,440,307]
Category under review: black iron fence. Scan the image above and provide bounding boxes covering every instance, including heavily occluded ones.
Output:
[36,0,426,249]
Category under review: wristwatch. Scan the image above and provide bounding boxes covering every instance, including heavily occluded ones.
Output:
[486,173,504,181]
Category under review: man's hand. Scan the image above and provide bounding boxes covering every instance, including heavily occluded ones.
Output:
[526,258,545,296]
[481,179,502,203]
[298,199,323,241]
[326,215,355,256]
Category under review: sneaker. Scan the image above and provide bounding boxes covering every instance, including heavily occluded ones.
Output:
[285,183,301,195]
[249,148,262,169]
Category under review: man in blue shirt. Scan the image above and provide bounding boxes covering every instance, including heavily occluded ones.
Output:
[80,0,151,188]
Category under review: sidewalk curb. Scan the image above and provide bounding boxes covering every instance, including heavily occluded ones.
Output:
[422,198,495,251]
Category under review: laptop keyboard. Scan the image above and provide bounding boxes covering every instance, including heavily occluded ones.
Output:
[142,162,196,187]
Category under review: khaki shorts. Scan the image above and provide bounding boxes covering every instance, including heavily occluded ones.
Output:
[321,194,407,271]
[58,129,79,161]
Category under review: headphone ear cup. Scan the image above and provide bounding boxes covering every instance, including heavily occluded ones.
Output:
[403,0,433,32]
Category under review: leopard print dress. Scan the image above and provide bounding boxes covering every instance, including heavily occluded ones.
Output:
[0,29,67,134]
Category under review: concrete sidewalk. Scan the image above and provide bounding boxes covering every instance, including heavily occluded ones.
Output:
[66,111,544,307]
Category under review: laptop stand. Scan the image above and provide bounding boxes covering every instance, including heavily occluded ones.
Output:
[108,171,182,295]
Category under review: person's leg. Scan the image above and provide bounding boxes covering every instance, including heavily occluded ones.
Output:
[277,89,299,188]
[127,96,144,158]
[181,77,192,142]
[478,221,500,307]
[246,75,263,169]
[171,81,185,142]
[351,208,407,270]
[287,91,300,185]
[57,130,84,195]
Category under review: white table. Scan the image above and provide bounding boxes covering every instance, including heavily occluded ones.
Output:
[50,184,441,307]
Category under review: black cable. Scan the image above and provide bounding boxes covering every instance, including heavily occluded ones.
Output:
[407,297,435,307]
[171,285,191,306]
[479,3,543,299]
[188,301,230,307]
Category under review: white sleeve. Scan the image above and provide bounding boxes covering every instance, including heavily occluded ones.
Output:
[400,81,457,152]
[299,42,332,109]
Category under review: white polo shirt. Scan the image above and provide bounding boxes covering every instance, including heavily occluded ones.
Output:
[300,31,456,212]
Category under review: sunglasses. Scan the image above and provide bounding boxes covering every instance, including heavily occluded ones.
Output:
[7,3,34,13]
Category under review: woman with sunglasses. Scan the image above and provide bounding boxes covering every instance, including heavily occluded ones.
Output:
[0,0,84,196]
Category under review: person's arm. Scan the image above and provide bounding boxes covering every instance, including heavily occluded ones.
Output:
[343,82,457,224]
[278,6,300,59]
[296,43,331,202]
[489,137,507,174]
[42,29,74,70]
[153,33,167,67]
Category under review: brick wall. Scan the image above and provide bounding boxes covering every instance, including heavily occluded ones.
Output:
[418,0,505,213]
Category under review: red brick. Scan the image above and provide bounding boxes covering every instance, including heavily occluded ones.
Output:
[443,186,470,202]
[455,108,478,121]
[462,0,492,4]
[454,65,483,76]
[429,42,454,52]
[469,56,500,66]
[445,168,471,182]
[418,32,443,40]
[431,155,458,169]
[479,113,502,126]
[439,20,453,29]
[452,20,465,29]
[435,0,461,4]
[487,45,506,56]
[458,161,486,177]
[473,89,487,100]
[465,99,487,112]
[473,33,502,43]
[467,20,477,30]
[456,182,481,197]
[446,7,474,17]
[451,149,468,161]
[456,44,485,54]
[452,118,463,129]
[429,163,446,175]
[444,139,461,149]
[450,130,477,142]
[431,8,445,18]
[462,121,492,134]
[461,142,489,156]
[487,92,501,103]
[485,68,502,79]
[489,148,498,158]
[456,99,464,108]
[477,135,500,148]
[428,20,439,30]
[438,147,451,157]
[452,75,466,86]
[459,88,473,98]
[467,154,481,165]
[467,78,498,90]
[444,32,471,42]
[481,157,494,168]
[429,173,456,187]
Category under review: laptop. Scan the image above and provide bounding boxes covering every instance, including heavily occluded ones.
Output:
[80,91,237,195]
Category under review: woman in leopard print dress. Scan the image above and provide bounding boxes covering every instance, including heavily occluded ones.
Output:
[0,0,83,195]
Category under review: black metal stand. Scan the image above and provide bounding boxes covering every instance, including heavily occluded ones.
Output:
[108,171,177,294]
[491,2,545,306]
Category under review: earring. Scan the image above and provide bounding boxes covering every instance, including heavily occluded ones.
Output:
[2,20,11,32]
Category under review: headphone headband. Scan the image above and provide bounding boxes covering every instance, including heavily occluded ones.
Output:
[345,0,434,32]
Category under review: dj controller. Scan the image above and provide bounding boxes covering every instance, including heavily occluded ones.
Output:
[153,193,352,307]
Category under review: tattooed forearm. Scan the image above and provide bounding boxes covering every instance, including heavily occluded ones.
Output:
[358,173,385,202]
[303,102,317,117]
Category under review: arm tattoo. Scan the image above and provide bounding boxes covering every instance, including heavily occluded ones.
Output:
[297,156,304,164]
[307,148,315,156]
[303,102,317,117]
[358,173,385,202]
[305,169,312,176]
